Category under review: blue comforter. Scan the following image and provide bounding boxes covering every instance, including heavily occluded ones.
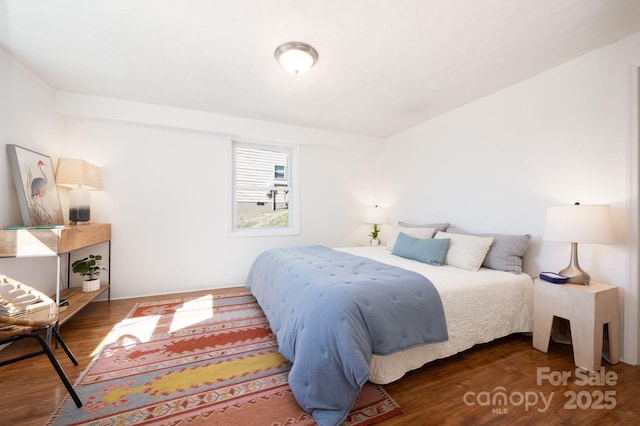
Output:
[245,245,448,426]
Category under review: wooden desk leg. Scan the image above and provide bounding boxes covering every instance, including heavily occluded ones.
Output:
[533,311,554,353]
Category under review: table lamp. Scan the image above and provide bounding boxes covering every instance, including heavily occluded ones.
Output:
[364,205,387,246]
[543,203,615,284]
[55,158,102,224]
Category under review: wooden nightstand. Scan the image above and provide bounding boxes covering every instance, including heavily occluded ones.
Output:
[532,278,620,371]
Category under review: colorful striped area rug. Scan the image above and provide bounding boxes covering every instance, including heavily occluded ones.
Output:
[47,289,402,425]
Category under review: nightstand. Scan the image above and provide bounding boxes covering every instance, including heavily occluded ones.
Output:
[532,278,620,371]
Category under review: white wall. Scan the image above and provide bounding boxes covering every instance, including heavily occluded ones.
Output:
[0,49,67,296]
[58,100,384,299]
[383,32,640,364]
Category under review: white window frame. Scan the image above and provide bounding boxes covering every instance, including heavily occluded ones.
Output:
[231,140,300,237]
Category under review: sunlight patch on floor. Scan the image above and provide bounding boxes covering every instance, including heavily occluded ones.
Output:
[91,315,160,357]
[168,294,214,333]
[90,294,216,357]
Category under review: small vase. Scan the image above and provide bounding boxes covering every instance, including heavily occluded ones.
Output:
[370,238,380,246]
[82,278,100,292]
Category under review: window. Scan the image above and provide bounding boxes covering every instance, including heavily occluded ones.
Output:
[232,141,298,234]
[274,165,286,180]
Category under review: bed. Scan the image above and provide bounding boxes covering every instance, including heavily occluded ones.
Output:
[245,228,533,426]
[338,246,533,384]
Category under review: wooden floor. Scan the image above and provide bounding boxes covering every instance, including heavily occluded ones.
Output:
[1,287,638,426]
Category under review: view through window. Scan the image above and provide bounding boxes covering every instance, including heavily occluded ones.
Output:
[233,142,293,231]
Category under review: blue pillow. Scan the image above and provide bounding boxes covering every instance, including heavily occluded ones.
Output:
[391,232,450,266]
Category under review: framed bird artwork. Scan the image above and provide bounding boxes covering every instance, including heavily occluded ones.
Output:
[7,144,64,226]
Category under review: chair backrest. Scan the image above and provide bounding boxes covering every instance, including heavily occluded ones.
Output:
[0,275,58,338]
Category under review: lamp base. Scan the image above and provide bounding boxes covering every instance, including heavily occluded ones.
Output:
[69,189,91,224]
[560,242,591,285]
[559,265,591,285]
[69,208,91,224]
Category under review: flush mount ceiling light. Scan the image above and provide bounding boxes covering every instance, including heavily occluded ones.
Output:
[274,42,318,75]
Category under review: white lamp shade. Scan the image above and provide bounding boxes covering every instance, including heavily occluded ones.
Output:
[365,206,387,225]
[55,158,102,190]
[543,204,615,244]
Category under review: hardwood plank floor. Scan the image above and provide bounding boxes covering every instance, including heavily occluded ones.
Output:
[0,287,638,425]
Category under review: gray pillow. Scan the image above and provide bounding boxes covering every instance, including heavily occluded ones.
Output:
[386,221,451,250]
[399,221,450,233]
[447,228,531,274]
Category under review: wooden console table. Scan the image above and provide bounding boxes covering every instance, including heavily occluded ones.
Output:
[0,223,111,326]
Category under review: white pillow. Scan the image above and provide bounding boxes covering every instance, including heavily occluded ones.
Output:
[386,226,435,250]
[434,231,493,271]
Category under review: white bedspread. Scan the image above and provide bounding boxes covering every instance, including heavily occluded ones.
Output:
[336,246,534,384]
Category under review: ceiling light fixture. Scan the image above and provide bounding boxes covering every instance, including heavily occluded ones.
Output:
[274,42,318,75]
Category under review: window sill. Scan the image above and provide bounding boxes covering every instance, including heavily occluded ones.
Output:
[229,228,300,238]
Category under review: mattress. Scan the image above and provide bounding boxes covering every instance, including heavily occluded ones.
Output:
[336,246,534,384]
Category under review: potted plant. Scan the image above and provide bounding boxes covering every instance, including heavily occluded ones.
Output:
[369,224,381,246]
[72,254,106,292]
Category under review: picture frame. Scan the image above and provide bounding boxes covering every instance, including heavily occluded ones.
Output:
[6,144,64,226]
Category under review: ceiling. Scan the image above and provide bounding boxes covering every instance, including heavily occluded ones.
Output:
[2,0,640,138]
